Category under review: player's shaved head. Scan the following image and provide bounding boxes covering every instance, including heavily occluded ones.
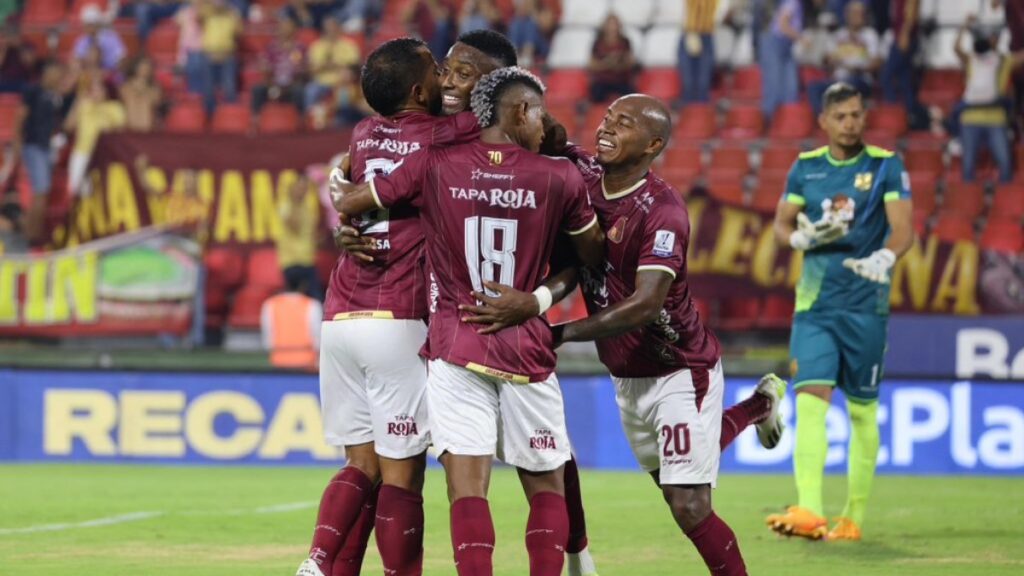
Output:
[595,94,671,170]
[619,94,672,147]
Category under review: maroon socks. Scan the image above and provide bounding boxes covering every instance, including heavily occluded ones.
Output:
[563,456,590,554]
[332,482,378,576]
[450,497,495,576]
[684,512,748,576]
[719,393,772,449]
[525,492,569,576]
[309,467,374,575]
[375,484,425,575]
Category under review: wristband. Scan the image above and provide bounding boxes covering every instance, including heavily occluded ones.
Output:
[533,286,553,315]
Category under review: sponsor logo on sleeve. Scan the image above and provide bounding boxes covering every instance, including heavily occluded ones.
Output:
[653,230,675,257]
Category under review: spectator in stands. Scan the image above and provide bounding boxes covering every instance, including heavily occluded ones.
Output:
[252,18,308,113]
[280,0,317,29]
[0,199,26,255]
[403,0,456,60]
[332,0,375,33]
[304,16,360,115]
[678,0,718,105]
[121,57,163,132]
[135,1,184,41]
[994,0,1024,130]
[954,16,1024,183]
[276,175,322,300]
[198,0,242,114]
[14,61,70,242]
[73,4,127,77]
[459,0,502,35]
[65,76,126,196]
[334,63,373,125]
[260,275,322,371]
[759,0,803,117]
[807,1,880,115]
[0,26,37,93]
[508,0,552,68]
[879,0,921,122]
[175,0,205,95]
[588,14,636,103]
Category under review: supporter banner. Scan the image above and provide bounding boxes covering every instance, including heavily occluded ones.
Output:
[685,192,1022,315]
[0,229,200,338]
[1,369,1021,474]
[60,131,350,248]
[887,315,1024,380]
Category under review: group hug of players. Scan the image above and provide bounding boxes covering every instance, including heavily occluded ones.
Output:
[295,24,913,576]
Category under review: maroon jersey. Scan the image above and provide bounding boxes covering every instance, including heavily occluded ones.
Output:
[324,111,479,321]
[371,141,598,382]
[568,146,721,378]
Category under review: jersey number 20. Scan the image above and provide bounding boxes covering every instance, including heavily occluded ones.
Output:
[464,216,517,298]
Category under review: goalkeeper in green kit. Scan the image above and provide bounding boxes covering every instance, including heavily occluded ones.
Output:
[766,83,914,541]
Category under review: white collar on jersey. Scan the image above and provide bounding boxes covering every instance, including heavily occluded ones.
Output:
[601,176,647,200]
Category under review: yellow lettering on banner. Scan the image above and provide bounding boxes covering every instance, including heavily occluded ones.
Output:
[932,241,981,315]
[890,236,938,310]
[214,171,251,243]
[144,166,170,224]
[23,259,49,324]
[197,169,216,206]
[185,391,264,459]
[106,163,141,233]
[44,389,117,456]
[685,197,711,273]
[72,192,108,245]
[258,393,339,460]
[0,261,22,324]
[750,226,789,287]
[250,170,281,242]
[709,207,761,276]
[119,391,186,457]
[50,252,98,323]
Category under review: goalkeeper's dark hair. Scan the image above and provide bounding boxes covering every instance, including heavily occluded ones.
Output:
[470,67,546,128]
[822,82,862,111]
[361,37,432,117]
[455,29,518,67]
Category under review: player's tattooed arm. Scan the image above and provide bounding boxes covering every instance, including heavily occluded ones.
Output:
[552,270,673,346]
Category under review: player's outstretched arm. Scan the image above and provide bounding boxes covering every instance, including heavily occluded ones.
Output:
[554,269,673,345]
[842,198,914,284]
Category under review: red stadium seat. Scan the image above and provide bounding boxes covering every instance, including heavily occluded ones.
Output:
[245,248,285,289]
[751,176,785,213]
[759,295,794,328]
[205,277,229,316]
[865,103,908,139]
[674,103,717,141]
[258,103,301,134]
[0,100,20,142]
[581,105,607,141]
[707,146,751,183]
[942,181,985,218]
[637,68,680,103]
[904,148,944,176]
[242,31,275,56]
[768,102,815,140]
[932,213,975,244]
[728,67,762,101]
[660,145,703,182]
[980,217,1024,253]
[760,145,801,176]
[691,297,712,325]
[721,104,764,140]
[296,28,320,48]
[991,184,1024,220]
[165,101,207,134]
[22,0,66,26]
[545,70,589,104]
[919,69,965,110]
[912,208,930,236]
[707,180,745,206]
[146,24,180,67]
[204,248,246,290]
[228,284,278,329]
[909,173,938,214]
[211,104,252,135]
[719,297,761,331]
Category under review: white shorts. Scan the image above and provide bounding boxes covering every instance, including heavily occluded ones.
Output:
[426,359,571,473]
[613,361,725,486]
[320,319,430,459]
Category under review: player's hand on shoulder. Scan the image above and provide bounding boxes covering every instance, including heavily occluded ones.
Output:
[459,281,540,335]
[843,248,896,284]
[333,224,375,262]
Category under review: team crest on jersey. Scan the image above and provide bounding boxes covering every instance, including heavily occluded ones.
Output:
[488,150,503,165]
[854,172,873,191]
[653,230,676,257]
[608,216,628,243]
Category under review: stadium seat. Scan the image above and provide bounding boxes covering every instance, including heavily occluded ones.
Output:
[0,100,19,143]
[719,297,761,331]
[919,69,965,110]
[706,180,745,206]
[991,184,1024,220]
[258,103,301,134]
[21,0,66,25]
[912,208,930,236]
[707,146,751,183]
[751,177,785,213]
[637,68,681,103]
[909,173,938,214]
[611,0,654,27]
[165,101,207,134]
[651,0,685,27]
[146,24,180,68]
[866,104,908,139]
[296,28,319,48]
[245,248,285,289]
[674,103,717,141]
[660,145,703,182]
[691,297,712,324]
[759,295,794,328]
[768,102,815,140]
[728,66,762,101]
[721,104,764,140]
[904,148,944,176]
[760,145,801,176]
[980,217,1024,253]
[204,277,229,316]
[932,213,976,244]
[227,284,278,329]
[548,27,598,69]
[242,31,275,56]
[211,104,252,135]
[204,248,246,290]
[545,69,589,104]
[942,181,986,218]
[640,26,682,67]
[560,0,611,27]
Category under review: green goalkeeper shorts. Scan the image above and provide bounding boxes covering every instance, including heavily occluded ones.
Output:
[789,310,889,403]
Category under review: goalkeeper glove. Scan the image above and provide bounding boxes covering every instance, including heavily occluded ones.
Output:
[843,248,896,284]
[789,212,849,251]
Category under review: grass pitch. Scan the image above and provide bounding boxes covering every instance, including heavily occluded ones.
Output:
[1,465,1021,575]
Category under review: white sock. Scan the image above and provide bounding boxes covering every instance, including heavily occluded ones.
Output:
[567,546,598,576]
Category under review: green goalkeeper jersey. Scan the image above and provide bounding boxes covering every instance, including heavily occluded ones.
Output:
[782,145,911,315]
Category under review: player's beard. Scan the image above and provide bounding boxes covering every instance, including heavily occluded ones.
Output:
[428,92,443,116]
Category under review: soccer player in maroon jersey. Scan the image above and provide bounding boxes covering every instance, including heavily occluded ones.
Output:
[333,67,605,576]
[461,94,789,576]
[297,38,484,576]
